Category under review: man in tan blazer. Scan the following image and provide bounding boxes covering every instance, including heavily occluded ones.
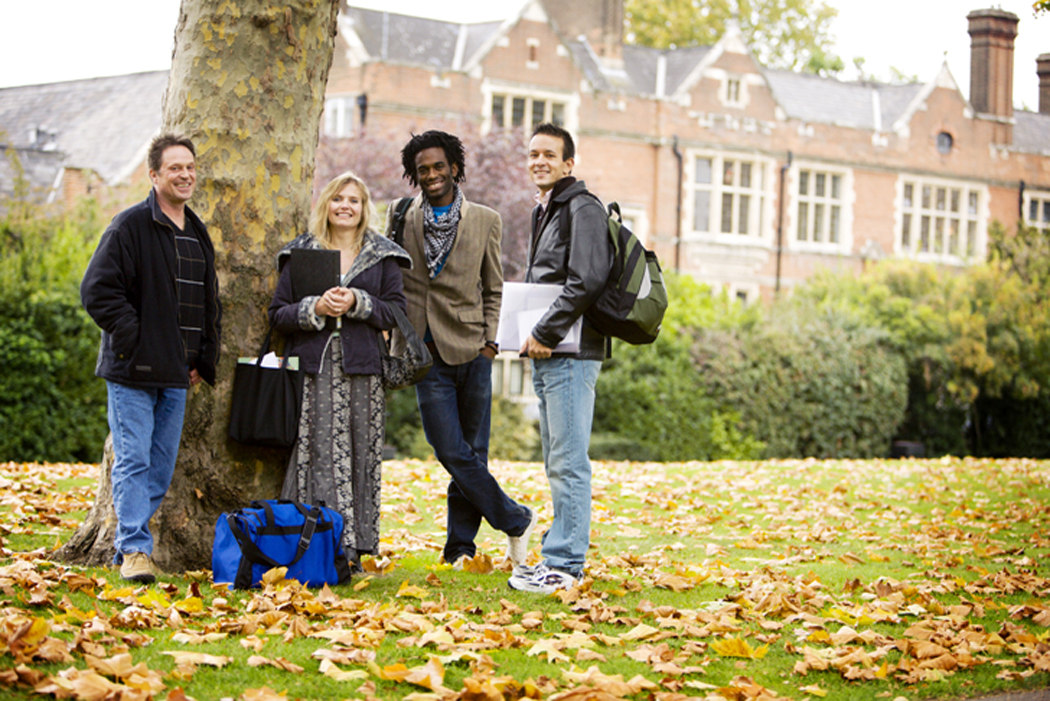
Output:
[389,130,537,570]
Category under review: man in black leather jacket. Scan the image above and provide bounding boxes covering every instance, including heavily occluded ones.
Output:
[509,123,613,594]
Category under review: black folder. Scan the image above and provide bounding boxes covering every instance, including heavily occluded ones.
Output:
[288,248,341,301]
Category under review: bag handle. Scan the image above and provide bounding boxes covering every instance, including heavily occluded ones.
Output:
[249,320,293,370]
[376,304,421,356]
[229,501,322,569]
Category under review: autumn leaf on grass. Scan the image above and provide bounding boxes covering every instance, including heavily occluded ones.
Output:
[160,651,233,667]
[800,683,828,697]
[171,631,228,645]
[710,637,769,659]
[353,575,373,592]
[620,623,660,641]
[457,553,495,574]
[248,656,305,674]
[397,580,429,599]
[653,573,695,592]
[404,656,448,692]
[526,639,571,664]
[174,597,204,614]
[318,658,369,682]
[6,615,50,662]
[241,687,290,701]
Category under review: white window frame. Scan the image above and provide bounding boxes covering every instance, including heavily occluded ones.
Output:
[617,204,649,247]
[1023,189,1050,234]
[322,95,356,138]
[481,81,578,135]
[686,150,775,246]
[896,176,987,263]
[790,163,853,254]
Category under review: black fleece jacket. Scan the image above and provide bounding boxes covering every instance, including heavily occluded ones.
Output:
[80,189,221,388]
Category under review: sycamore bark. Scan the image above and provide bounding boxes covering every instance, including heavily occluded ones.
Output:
[56,0,340,571]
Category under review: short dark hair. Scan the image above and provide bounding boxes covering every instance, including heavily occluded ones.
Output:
[531,122,575,161]
[399,130,467,187]
[148,133,196,172]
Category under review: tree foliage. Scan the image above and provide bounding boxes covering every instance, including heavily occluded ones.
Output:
[0,195,109,462]
[624,0,841,73]
[797,226,1050,457]
[316,123,535,281]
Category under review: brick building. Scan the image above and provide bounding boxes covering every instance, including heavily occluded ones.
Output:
[2,1,1048,302]
[328,0,1050,301]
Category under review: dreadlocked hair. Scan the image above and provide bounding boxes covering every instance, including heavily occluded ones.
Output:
[400,130,467,187]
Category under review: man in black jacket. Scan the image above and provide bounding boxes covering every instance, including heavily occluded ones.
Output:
[509,123,612,594]
[81,133,221,583]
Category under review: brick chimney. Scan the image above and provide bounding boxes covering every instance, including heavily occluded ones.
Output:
[1038,53,1050,115]
[967,8,1018,142]
[541,0,623,64]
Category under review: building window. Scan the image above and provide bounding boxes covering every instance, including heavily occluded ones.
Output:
[491,92,566,128]
[1024,190,1050,233]
[936,131,954,155]
[721,76,745,108]
[322,96,356,137]
[899,178,984,261]
[795,167,849,250]
[690,153,770,239]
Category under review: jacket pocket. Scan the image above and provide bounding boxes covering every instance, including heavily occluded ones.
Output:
[457,309,484,324]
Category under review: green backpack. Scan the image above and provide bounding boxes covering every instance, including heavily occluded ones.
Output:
[560,195,668,344]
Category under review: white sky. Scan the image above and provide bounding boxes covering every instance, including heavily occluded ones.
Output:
[0,0,1044,109]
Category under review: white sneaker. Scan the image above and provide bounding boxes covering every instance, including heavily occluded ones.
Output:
[506,507,538,568]
[507,563,581,594]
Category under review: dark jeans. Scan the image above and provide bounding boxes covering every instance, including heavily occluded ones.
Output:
[416,353,531,562]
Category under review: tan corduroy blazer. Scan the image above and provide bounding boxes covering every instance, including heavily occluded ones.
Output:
[387,195,503,366]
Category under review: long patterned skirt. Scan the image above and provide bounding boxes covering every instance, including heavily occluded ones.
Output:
[281,338,385,562]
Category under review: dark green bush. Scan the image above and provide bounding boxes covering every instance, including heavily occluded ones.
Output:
[694,303,908,459]
[0,199,109,462]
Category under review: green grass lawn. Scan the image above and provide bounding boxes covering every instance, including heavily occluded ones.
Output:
[0,456,1048,700]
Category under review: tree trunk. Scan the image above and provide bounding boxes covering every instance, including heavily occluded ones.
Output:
[55,0,340,571]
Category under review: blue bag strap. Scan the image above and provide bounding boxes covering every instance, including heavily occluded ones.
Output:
[231,501,322,569]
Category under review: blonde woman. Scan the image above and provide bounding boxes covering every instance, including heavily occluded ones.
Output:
[269,172,410,572]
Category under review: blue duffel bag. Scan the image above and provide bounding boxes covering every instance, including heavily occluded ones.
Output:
[212,499,353,589]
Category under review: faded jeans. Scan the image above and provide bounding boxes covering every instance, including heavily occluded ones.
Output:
[106,381,186,561]
[531,357,601,576]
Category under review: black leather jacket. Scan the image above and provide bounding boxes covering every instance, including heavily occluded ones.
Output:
[525,178,612,361]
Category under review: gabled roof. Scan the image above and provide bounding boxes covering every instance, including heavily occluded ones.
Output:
[0,71,167,187]
[1014,110,1050,155]
[762,69,925,131]
[342,8,464,69]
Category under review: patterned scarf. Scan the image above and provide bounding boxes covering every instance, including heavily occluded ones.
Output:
[421,185,463,279]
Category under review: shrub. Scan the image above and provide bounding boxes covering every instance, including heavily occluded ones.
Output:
[0,199,109,462]
[594,275,765,462]
[695,302,907,459]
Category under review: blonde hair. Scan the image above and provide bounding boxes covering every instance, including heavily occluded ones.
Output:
[309,172,375,251]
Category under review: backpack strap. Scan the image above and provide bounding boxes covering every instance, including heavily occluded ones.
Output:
[389,197,414,248]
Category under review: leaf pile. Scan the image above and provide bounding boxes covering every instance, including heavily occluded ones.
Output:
[0,456,1046,700]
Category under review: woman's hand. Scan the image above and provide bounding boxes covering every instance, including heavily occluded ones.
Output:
[315,287,357,317]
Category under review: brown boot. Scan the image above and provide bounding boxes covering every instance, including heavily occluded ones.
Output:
[120,552,155,584]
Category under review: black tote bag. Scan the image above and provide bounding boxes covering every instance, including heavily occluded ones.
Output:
[228,324,304,448]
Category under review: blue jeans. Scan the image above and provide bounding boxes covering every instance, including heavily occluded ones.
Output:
[416,354,531,562]
[531,357,601,576]
[106,381,187,560]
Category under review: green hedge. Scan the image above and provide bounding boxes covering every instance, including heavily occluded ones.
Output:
[694,303,908,459]
[0,199,109,462]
